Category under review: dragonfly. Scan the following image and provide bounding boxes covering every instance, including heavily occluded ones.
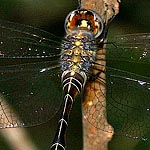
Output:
[0,7,150,150]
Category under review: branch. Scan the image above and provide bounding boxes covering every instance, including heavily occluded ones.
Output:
[80,0,120,150]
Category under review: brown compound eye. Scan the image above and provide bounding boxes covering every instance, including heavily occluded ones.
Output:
[64,9,104,38]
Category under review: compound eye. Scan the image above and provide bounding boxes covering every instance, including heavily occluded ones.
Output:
[64,9,104,38]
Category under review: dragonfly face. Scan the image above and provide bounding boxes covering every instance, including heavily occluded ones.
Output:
[64,9,104,38]
[0,6,150,146]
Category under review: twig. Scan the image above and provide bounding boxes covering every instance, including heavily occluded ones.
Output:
[80,0,120,150]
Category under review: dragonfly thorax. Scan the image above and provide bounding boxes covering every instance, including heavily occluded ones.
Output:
[61,29,97,75]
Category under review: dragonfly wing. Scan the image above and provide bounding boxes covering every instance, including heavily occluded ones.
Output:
[0,19,62,58]
[0,60,63,128]
[106,67,150,140]
[106,33,150,63]
[83,55,150,141]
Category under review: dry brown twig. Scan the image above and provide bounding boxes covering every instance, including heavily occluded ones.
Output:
[80,0,120,150]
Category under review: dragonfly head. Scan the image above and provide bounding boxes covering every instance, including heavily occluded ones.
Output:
[64,9,104,38]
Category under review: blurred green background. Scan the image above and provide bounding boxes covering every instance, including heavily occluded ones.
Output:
[0,0,150,150]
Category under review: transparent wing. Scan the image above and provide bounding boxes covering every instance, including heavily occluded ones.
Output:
[83,33,150,141]
[0,19,63,58]
[106,33,150,140]
[106,67,150,141]
[106,33,150,63]
[0,20,64,128]
[0,60,63,128]
[83,65,150,141]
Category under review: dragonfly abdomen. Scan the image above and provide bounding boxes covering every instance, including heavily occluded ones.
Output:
[62,71,87,97]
